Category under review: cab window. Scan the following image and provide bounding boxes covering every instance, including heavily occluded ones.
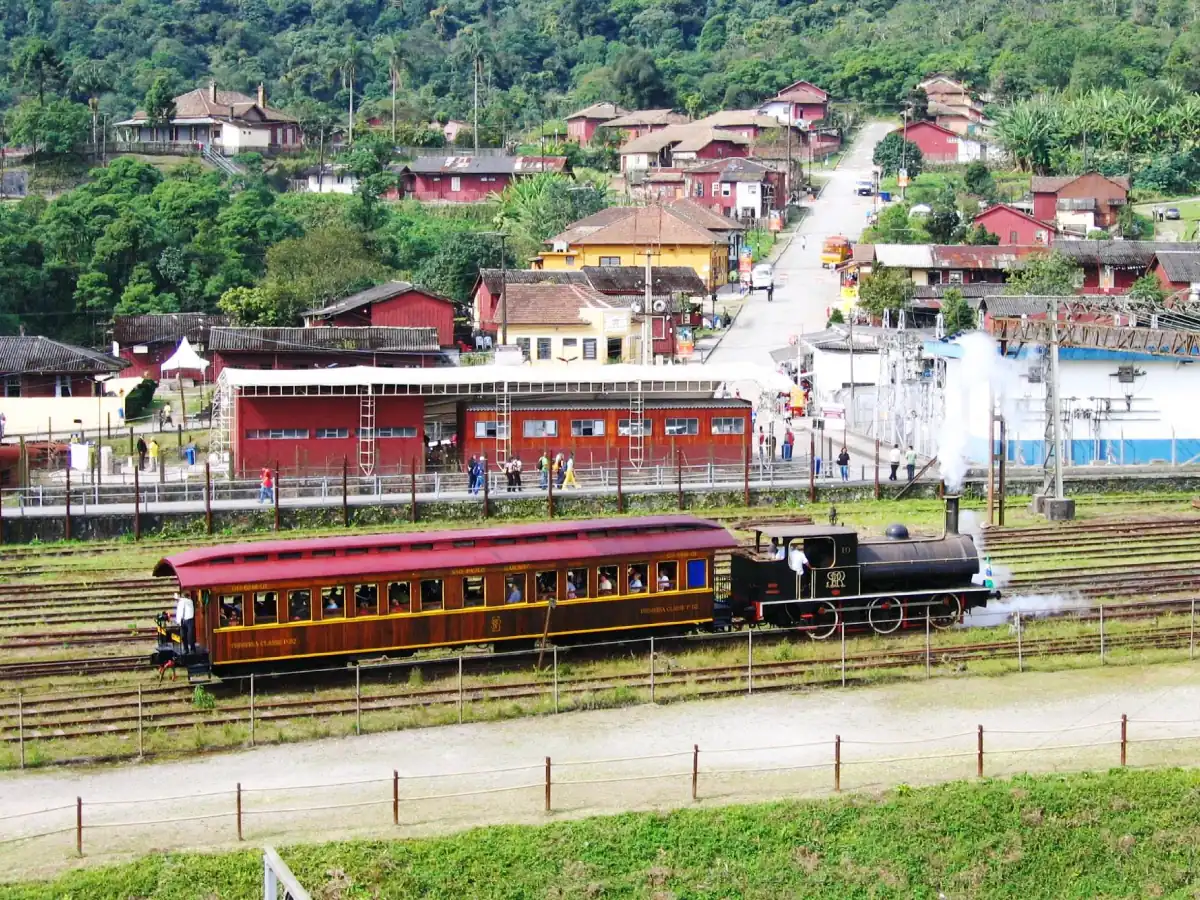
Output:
[321,586,345,618]
[253,591,278,626]
[219,594,244,627]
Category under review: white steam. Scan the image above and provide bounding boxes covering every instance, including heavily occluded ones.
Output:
[936,331,1027,492]
[963,593,1082,628]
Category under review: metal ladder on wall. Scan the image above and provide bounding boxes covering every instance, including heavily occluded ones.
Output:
[495,387,511,463]
[358,391,377,476]
[208,374,233,471]
[628,387,645,469]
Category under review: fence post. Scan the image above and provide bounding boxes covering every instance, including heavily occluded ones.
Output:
[177,422,183,450]
[411,462,418,524]
[747,628,753,694]
[76,796,82,856]
[133,464,141,541]
[976,725,984,778]
[553,645,559,714]
[743,445,750,507]
[874,438,880,500]
[544,757,552,813]
[1016,611,1023,672]
[809,431,816,502]
[273,467,280,532]
[236,783,243,841]
[393,770,400,825]
[342,458,349,528]
[649,636,655,704]
[355,665,362,736]
[1192,599,1196,662]
[691,744,699,801]
[482,464,490,518]
[137,687,144,757]
[64,462,71,541]
[1099,604,1105,663]
[616,450,624,513]
[1120,714,1127,767]
[204,462,213,535]
[925,606,932,678]
[840,620,846,687]
[128,425,134,457]
[249,673,255,747]
[834,735,841,792]
[676,449,683,510]
[17,692,23,769]
[547,464,555,519]
[107,412,111,439]
[458,655,464,724]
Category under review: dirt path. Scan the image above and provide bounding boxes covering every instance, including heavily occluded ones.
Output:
[3,661,1200,881]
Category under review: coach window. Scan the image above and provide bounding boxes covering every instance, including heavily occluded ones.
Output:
[597,565,618,596]
[288,589,312,622]
[253,591,278,626]
[321,587,346,619]
[566,568,588,600]
[627,563,648,593]
[354,583,379,616]
[686,559,708,589]
[504,573,526,604]
[535,571,559,602]
[385,582,408,614]
[656,561,678,591]
[421,579,444,612]
[462,575,485,608]
[219,594,244,627]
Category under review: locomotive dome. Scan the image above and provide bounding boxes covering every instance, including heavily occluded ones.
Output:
[885,524,910,540]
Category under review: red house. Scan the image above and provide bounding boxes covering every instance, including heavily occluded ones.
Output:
[1053,241,1188,294]
[395,156,569,203]
[209,327,447,379]
[303,281,456,348]
[757,81,829,128]
[1031,173,1130,234]
[566,102,628,143]
[600,109,689,140]
[682,158,785,219]
[898,121,964,164]
[0,335,127,398]
[972,205,1056,247]
[113,313,228,381]
[1148,250,1200,294]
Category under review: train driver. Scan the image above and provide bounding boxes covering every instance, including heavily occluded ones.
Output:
[770,537,786,561]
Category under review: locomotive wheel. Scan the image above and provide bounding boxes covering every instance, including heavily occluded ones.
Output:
[928,593,962,630]
[804,601,839,641]
[867,597,904,635]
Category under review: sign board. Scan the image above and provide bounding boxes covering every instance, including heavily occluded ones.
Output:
[738,250,753,275]
[822,403,846,420]
[676,326,695,358]
[897,168,910,188]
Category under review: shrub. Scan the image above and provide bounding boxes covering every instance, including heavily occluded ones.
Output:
[124,378,157,420]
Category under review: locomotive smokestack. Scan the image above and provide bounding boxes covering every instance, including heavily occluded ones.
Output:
[944,495,960,535]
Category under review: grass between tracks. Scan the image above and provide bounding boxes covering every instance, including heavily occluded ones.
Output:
[4,767,1200,899]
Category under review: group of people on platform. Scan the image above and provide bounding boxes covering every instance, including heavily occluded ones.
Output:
[464,451,581,494]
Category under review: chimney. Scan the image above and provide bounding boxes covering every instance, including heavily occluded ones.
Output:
[209,79,217,103]
[257,83,265,107]
[944,495,960,536]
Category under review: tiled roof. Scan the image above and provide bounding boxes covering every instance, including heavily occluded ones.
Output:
[768,80,828,104]
[501,283,616,325]
[122,87,296,125]
[603,109,689,128]
[620,124,749,154]
[974,203,1055,230]
[401,156,568,176]
[1154,251,1200,283]
[548,206,721,247]
[305,281,452,318]
[695,110,783,129]
[668,198,744,233]
[112,314,229,346]
[0,336,128,375]
[566,102,629,121]
[1056,241,1200,267]
[209,327,441,353]
[1030,173,1131,193]
[477,269,590,295]
[683,156,778,182]
[581,265,707,294]
[549,207,642,245]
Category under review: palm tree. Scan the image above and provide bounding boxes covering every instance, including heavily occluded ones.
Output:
[68,59,112,149]
[330,37,366,144]
[374,35,408,144]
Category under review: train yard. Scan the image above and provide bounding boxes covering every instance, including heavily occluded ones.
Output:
[2,497,1200,767]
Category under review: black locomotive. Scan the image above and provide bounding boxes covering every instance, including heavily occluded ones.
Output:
[724,497,998,637]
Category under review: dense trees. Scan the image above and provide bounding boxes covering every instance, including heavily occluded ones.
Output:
[873,134,923,179]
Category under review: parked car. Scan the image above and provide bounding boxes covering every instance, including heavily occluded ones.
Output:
[1166,208,1181,220]
[855,179,874,196]
[751,263,774,292]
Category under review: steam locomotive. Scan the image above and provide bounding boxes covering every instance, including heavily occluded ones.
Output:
[722,497,998,637]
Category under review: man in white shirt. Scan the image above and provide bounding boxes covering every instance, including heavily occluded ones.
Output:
[175,593,195,655]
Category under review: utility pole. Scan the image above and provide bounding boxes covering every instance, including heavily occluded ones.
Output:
[848,316,855,430]
[785,109,793,204]
[499,232,508,345]
[1049,296,1064,501]
[643,246,653,365]
[900,106,910,202]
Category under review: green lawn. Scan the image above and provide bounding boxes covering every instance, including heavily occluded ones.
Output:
[1133,198,1200,241]
[5,768,1200,899]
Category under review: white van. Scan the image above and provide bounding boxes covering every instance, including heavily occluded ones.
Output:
[751,263,774,291]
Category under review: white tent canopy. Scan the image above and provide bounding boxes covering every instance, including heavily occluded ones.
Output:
[161,336,209,374]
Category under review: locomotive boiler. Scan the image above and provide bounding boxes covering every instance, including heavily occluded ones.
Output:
[724,497,997,638]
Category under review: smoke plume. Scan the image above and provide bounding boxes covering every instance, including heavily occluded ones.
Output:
[963,593,1081,628]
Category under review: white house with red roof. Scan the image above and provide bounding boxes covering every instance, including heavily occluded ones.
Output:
[756,81,829,129]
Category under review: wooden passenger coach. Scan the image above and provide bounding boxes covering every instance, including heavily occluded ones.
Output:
[154,516,737,670]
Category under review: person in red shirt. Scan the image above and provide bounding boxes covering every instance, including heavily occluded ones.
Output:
[258,467,274,504]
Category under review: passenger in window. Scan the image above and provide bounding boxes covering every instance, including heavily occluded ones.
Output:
[659,571,672,590]
[537,574,556,601]
[629,568,645,593]
[386,583,408,614]
[255,592,277,624]
[566,574,578,600]
[506,578,523,604]
[598,570,615,595]
[324,587,345,616]
[357,585,378,615]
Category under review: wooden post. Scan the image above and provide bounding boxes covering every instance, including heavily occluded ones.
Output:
[1099,604,1105,662]
[482,462,490,518]
[1016,610,1023,672]
[676,448,683,510]
[874,438,880,500]
[176,422,183,450]
[137,687,144,757]
[747,628,753,694]
[544,756,552,813]
[236,783,243,841]
[128,425,134,457]
[393,770,399,825]
[106,412,111,439]
[1120,714,1127,767]
[16,693,22,768]
[355,665,361,735]
[342,457,349,528]
[834,736,841,792]
[808,431,816,502]
[410,459,417,524]
[273,466,280,532]
[204,462,212,535]
[64,461,71,541]
[133,463,141,541]
[691,744,699,801]
[976,725,984,778]
[547,461,555,518]
[616,450,624,513]
[76,797,82,856]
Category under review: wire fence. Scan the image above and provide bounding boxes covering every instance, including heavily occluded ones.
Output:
[1,711,1195,861]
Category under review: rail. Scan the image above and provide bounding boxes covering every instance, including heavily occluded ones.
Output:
[0,710,1192,862]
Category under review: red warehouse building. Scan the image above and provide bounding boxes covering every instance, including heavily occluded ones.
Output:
[1148,250,1200,294]
[458,399,752,468]
[896,121,967,164]
[0,335,127,398]
[972,205,1056,247]
[566,102,628,143]
[303,281,456,348]
[1055,241,1200,294]
[209,327,448,379]
[395,156,568,203]
[113,313,228,381]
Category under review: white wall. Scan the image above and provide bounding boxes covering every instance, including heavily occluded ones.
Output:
[3,396,126,438]
[220,121,270,152]
[735,181,761,215]
[305,174,357,194]
[809,347,879,409]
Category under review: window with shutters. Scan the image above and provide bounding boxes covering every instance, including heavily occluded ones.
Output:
[582,338,598,360]
[537,337,552,360]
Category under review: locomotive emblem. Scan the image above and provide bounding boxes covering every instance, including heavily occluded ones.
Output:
[490,616,502,634]
[825,570,846,588]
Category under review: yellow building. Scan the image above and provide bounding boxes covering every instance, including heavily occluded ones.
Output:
[501,282,642,365]
[536,205,732,289]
